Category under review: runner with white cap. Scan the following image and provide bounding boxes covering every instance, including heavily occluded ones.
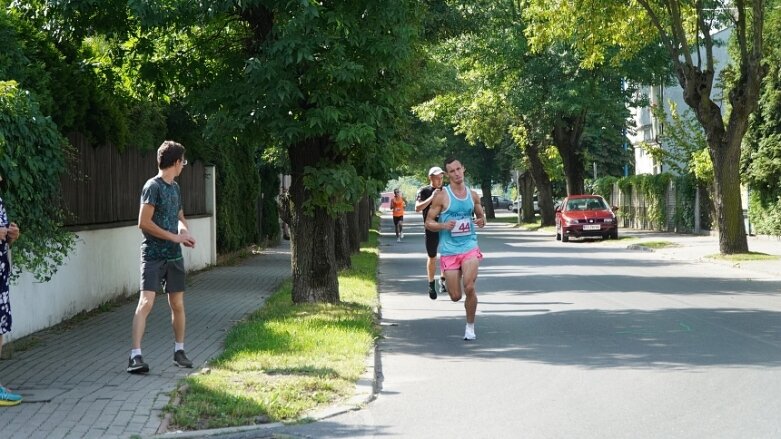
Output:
[415,166,448,300]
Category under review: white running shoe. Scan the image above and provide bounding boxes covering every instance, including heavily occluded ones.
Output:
[464,325,476,341]
[397,237,401,242]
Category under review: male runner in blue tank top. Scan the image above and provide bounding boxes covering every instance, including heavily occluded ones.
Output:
[424,157,485,340]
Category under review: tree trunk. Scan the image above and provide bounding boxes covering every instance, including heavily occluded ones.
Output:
[523,139,556,226]
[559,149,585,195]
[676,63,753,254]
[520,172,535,223]
[334,213,352,270]
[259,166,282,242]
[480,182,495,219]
[358,196,372,242]
[710,139,747,253]
[290,205,339,303]
[288,137,339,303]
[346,206,361,252]
[552,116,587,195]
[698,85,749,252]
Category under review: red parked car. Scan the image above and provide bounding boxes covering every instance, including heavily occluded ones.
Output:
[555,195,618,242]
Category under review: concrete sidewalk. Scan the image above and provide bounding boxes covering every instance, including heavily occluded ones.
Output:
[610,229,781,279]
[494,208,781,279]
[0,241,291,439]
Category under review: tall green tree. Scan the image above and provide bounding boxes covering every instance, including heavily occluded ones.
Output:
[415,0,653,225]
[127,1,422,303]
[525,0,772,254]
[5,0,167,149]
[15,1,423,301]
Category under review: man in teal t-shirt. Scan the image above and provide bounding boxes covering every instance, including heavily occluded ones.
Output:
[127,140,197,374]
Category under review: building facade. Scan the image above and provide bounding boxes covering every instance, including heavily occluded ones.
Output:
[629,27,732,175]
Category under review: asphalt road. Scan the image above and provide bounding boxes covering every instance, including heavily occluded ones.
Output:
[217,213,781,439]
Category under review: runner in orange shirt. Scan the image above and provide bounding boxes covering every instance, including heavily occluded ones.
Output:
[391,189,406,242]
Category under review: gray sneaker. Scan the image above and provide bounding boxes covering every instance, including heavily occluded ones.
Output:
[127,355,149,374]
[173,350,193,368]
[439,277,448,295]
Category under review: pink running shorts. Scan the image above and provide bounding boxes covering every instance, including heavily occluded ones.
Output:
[440,247,483,271]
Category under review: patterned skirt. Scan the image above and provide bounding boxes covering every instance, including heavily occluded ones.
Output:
[0,288,11,335]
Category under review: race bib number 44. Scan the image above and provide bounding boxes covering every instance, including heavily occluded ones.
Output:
[451,218,472,237]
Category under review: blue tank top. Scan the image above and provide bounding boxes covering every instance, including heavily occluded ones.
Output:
[438,185,478,256]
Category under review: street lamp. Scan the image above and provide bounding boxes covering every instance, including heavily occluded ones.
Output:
[593,126,606,182]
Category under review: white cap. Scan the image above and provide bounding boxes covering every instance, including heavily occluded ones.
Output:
[428,166,445,176]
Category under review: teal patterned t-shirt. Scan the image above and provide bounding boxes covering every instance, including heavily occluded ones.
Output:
[140,176,183,262]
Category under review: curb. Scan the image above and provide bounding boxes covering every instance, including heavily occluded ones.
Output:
[626,244,655,252]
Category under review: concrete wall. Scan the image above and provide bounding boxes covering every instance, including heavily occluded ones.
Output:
[7,166,217,340]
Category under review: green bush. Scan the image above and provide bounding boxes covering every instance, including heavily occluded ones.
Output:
[749,191,781,236]
[0,81,75,281]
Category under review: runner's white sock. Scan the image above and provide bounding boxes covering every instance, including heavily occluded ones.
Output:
[175,342,184,352]
[466,323,475,331]
[130,349,142,359]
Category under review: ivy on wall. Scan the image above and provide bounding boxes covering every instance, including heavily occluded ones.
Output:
[165,104,267,253]
[592,176,618,200]
[673,174,697,232]
[213,142,261,253]
[596,172,700,232]
[638,173,671,230]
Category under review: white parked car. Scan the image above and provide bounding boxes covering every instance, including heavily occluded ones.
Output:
[512,197,539,214]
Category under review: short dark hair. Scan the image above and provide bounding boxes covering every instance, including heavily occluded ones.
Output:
[444,157,458,169]
[157,140,185,169]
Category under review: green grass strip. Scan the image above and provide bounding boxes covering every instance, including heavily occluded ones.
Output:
[487,215,520,224]
[167,223,380,430]
[707,252,780,261]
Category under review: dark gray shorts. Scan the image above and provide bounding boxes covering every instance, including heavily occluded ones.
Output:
[140,258,186,293]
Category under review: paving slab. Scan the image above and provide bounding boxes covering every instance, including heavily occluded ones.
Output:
[0,241,291,439]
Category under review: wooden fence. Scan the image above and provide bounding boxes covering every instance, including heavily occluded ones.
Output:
[61,133,207,228]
